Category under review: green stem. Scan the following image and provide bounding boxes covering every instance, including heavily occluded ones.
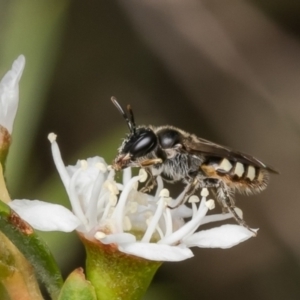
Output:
[80,234,162,300]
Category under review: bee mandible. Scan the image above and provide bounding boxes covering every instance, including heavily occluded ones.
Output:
[111,97,278,234]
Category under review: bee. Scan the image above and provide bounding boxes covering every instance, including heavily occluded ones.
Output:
[111,97,278,234]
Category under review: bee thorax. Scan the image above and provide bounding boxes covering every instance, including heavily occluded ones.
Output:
[161,153,203,182]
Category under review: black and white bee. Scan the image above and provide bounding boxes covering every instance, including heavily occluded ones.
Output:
[111,97,278,234]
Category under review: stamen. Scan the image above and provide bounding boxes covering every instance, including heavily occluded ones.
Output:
[201,188,209,197]
[188,195,199,203]
[159,188,170,198]
[103,180,119,195]
[132,181,139,190]
[68,167,88,227]
[158,195,208,245]
[163,208,173,236]
[94,231,106,240]
[201,212,233,225]
[138,169,148,183]
[107,168,115,180]
[111,175,142,232]
[154,176,163,199]
[191,203,198,218]
[156,224,164,240]
[100,197,113,221]
[85,169,106,229]
[47,132,57,143]
[205,199,215,210]
[123,167,132,185]
[189,195,200,217]
[109,194,118,206]
[142,193,168,243]
[48,133,70,189]
[97,191,110,217]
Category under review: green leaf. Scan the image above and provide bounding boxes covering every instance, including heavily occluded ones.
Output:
[0,201,63,299]
[0,231,43,300]
[0,126,11,170]
[0,281,10,300]
[0,260,14,280]
[58,268,96,300]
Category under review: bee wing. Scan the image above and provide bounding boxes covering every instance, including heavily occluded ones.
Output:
[182,135,278,173]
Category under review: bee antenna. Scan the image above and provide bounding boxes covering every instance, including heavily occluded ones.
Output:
[127,104,136,135]
[111,97,135,134]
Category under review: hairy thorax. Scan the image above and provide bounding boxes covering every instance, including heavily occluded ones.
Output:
[159,153,204,182]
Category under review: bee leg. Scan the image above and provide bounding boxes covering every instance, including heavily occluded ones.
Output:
[140,158,163,167]
[217,181,257,236]
[140,169,157,193]
[168,177,199,209]
[168,177,219,209]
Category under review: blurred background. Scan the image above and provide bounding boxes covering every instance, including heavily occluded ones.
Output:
[1,0,300,299]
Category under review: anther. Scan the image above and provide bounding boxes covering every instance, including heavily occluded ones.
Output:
[94,231,106,240]
[201,188,209,197]
[138,169,148,183]
[47,132,57,143]
[188,195,200,203]
[159,188,170,198]
[205,199,215,210]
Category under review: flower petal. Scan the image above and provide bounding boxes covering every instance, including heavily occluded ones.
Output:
[9,199,80,232]
[0,55,25,133]
[201,212,233,225]
[118,242,194,261]
[98,232,136,244]
[182,224,256,249]
[171,204,192,219]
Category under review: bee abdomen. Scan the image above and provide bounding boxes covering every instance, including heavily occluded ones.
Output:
[201,158,269,195]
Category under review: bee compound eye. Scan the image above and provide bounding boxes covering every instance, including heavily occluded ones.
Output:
[124,130,157,158]
[158,129,181,149]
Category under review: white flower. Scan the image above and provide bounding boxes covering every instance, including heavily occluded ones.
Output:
[0,55,25,133]
[9,133,256,262]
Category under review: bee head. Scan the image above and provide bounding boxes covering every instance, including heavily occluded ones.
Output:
[111,97,158,170]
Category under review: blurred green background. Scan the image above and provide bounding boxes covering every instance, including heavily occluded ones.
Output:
[1,0,300,299]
